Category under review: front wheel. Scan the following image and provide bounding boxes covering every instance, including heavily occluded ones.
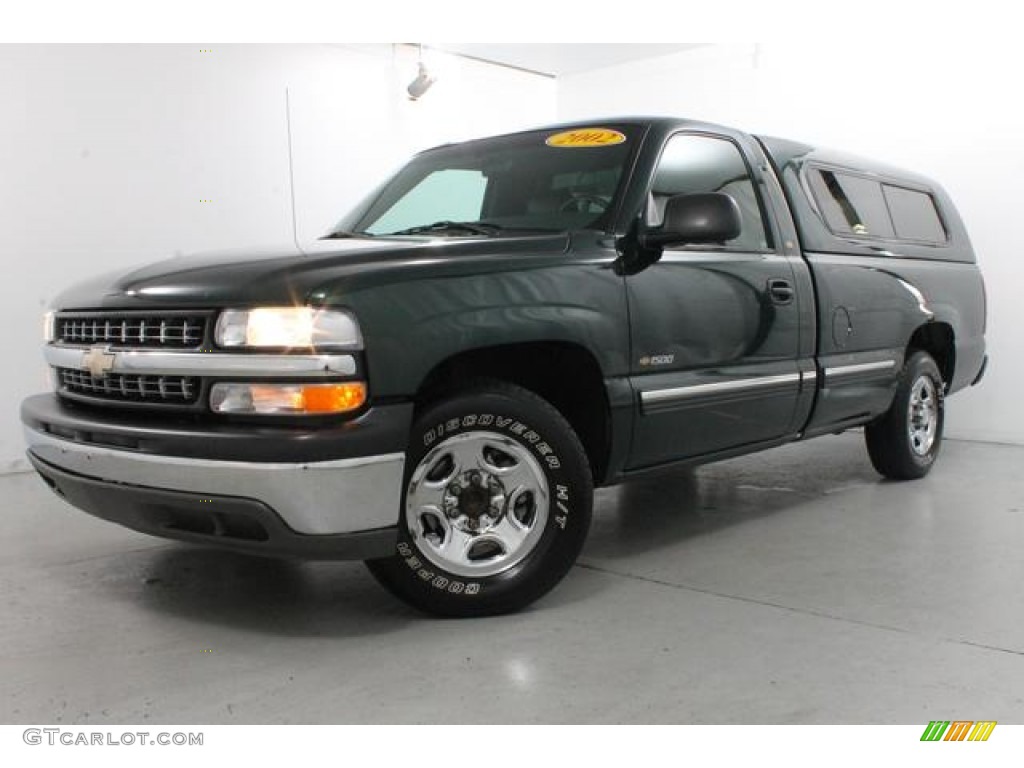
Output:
[865,350,945,480]
[366,381,593,617]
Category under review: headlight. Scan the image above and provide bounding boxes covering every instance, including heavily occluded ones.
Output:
[43,310,55,343]
[215,307,361,350]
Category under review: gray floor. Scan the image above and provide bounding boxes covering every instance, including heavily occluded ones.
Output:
[3,433,1023,724]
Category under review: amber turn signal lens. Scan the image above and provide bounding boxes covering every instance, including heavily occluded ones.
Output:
[209,381,367,415]
[300,382,367,413]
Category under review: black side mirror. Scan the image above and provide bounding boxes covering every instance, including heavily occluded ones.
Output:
[643,192,742,247]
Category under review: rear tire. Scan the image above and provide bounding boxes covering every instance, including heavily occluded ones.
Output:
[366,380,593,617]
[865,350,944,480]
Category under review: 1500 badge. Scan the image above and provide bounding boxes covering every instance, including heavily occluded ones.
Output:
[639,354,675,367]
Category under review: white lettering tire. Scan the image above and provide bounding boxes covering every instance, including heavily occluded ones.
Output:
[366,381,593,617]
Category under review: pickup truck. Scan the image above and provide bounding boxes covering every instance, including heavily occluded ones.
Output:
[21,118,988,617]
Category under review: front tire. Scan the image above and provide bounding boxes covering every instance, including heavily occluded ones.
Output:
[366,381,593,617]
[865,350,945,480]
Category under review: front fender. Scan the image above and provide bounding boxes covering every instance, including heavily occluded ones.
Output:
[340,263,628,398]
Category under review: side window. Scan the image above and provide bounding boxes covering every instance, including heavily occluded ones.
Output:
[883,184,947,243]
[808,170,895,238]
[366,169,487,235]
[647,134,770,251]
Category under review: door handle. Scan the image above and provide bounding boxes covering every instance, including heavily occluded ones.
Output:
[767,278,794,305]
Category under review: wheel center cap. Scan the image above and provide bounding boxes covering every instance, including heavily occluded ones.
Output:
[459,485,490,519]
[446,470,505,530]
[912,403,931,429]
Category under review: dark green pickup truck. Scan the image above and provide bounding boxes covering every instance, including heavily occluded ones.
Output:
[21,118,987,616]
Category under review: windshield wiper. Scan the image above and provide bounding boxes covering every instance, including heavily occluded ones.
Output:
[386,220,504,237]
[321,230,374,239]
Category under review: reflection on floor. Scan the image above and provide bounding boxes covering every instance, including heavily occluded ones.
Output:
[2,433,1023,723]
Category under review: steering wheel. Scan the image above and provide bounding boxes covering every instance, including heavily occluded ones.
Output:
[559,194,610,213]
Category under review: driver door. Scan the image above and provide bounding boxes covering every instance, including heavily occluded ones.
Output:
[626,132,803,469]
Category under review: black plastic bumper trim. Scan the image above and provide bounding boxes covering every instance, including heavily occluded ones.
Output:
[21,393,413,463]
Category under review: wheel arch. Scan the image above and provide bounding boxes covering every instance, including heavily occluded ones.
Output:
[907,321,955,388]
[413,341,612,484]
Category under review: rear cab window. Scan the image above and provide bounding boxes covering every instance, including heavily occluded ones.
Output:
[807,166,948,246]
[882,184,947,243]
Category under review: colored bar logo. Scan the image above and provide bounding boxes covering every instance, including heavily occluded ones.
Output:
[920,721,996,741]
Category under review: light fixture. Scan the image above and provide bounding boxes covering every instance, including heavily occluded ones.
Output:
[209,381,367,415]
[407,45,436,100]
[215,307,361,350]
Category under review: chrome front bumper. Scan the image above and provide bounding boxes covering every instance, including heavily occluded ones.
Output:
[24,426,405,536]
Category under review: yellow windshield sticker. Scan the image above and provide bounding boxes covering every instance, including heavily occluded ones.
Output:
[545,128,626,148]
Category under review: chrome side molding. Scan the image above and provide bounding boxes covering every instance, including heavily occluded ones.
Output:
[641,372,801,410]
[823,359,897,384]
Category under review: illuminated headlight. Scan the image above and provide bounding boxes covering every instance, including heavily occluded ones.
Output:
[210,381,367,415]
[215,307,361,349]
[43,310,55,343]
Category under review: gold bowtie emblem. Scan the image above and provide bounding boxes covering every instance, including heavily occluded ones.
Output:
[82,345,116,378]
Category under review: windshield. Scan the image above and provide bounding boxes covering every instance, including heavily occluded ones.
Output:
[335,124,641,238]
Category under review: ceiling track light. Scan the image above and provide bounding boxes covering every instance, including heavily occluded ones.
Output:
[407,45,436,100]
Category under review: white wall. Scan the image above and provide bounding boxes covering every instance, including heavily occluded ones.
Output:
[5,42,1018,470]
[559,43,1023,445]
[0,44,556,471]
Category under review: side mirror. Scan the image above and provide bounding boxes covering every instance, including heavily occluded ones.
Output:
[643,192,742,247]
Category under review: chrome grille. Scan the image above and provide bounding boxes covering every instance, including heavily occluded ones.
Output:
[58,368,200,404]
[57,314,207,348]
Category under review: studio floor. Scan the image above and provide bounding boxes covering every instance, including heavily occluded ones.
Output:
[2,432,1023,724]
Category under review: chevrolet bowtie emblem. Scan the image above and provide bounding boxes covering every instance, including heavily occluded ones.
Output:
[82,345,116,378]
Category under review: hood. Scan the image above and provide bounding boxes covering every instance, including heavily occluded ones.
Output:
[52,233,572,310]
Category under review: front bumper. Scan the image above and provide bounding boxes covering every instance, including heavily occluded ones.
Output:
[28,453,398,560]
[21,394,413,559]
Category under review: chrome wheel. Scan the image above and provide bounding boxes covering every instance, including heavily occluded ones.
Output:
[907,375,939,456]
[405,431,550,578]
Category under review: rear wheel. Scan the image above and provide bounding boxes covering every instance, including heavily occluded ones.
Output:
[865,350,945,480]
[366,381,593,617]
